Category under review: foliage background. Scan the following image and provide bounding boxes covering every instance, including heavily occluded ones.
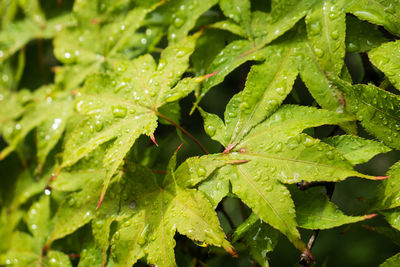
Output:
[1,0,400,266]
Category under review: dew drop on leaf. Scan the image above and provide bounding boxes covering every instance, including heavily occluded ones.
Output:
[197,167,206,177]
[206,125,216,136]
[112,106,127,118]
[330,30,339,40]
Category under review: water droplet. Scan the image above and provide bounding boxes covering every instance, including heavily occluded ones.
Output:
[197,167,206,177]
[303,137,314,147]
[112,106,127,118]
[331,30,339,40]
[206,125,216,136]
[326,151,334,160]
[176,50,185,58]
[314,47,324,57]
[75,100,84,113]
[347,42,359,52]
[68,198,75,206]
[265,184,273,192]
[174,17,184,28]
[114,231,120,240]
[276,87,285,95]
[274,142,283,152]
[309,22,321,35]
[138,224,150,245]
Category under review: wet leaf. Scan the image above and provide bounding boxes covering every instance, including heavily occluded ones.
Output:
[233,213,279,267]
[61,33,201,202]
[324,135,391,165]
[369,40,400,91]
[111,155,232,267]
[291,187,373,230]
[331,77,400,149]
[346,0,400,36]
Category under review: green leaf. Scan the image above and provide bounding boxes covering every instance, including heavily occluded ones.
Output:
[209,20,247,37]
[45,251,72,267]
[345,16,388,53]
[369,40,400,91]
[219,0,251,37]
[375,161,400,210]
[381,253,400,267]
[0,88,25,136]
[0,13,75,62]
[233,213,279,267]
[61,33,200,202]
[53,4,153,90]
[195,40,267,109]
[195,93,371,250]
[24,195,51,248]
[48,179,102,243]
[323,135,391,165]
[331,77,400,149]
[259,0,316,45]
[167,0,218,43]
[0,87,74,165]
[222,43,300,148]
[305,0,346,75]
[291,187,372,230]
[346,0,400,36]
[111,156,232,267]
[0,231,39,266]
[381,208,400,232]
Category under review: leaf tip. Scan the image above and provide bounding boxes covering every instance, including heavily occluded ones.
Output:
[364,213,378,220]
[150,134,158,147]
[96,194,105,210]
[374,175,390,180]
[223,242,237,258]
[195,70,220,83]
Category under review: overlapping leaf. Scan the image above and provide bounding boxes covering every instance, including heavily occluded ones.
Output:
[196,3,355,133]
[374,161,400,210]
[187,62,377,251]
[369,40,400,91]
[0,86,74,168]
[291,187,375,230]
[324,135,391,165]
[111,155,233,267]
[0,9,75,62]
[345,0,400,36]
[331,77,400,149]
[232,213,279,267]
[0,196,72,267]
[53,1,158,91]
[61,33,202,203]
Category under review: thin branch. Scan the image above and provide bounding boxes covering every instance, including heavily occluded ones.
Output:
[156,111,209,154]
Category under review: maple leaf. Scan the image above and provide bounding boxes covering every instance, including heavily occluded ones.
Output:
[0,195,72,267]
[331,77,400,149]
[232,213,279,267]
[48,149,233,267]
[193,0,392,134]
[0,86,74,169]
[60,32,203,205]
[0,3,74,63]
[111,153,234,267]
[369,40,400,91]
[185,61,380,251]
[53,0,163,91]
